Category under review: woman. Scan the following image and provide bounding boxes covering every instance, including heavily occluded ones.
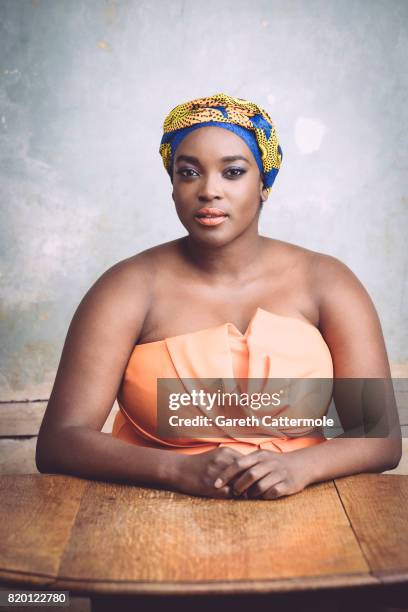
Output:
[36,93,401,499]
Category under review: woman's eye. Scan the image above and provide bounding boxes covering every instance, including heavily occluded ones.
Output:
[225,168,246,178]
[176,168,199,177]
[175,167,246,179]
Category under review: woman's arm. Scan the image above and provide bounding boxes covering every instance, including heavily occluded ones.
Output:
[35,253,237,498]
[213,254,402,499]
[310,253,402,469]
[35,254,179,486]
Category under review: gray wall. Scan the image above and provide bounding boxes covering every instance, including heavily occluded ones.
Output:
[1,0,407,400]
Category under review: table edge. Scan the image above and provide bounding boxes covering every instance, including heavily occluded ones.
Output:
[0,570,385,596]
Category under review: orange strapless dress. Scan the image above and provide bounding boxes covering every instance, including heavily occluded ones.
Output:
[112,307,334,455]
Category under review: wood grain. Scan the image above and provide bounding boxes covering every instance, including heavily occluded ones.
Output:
[335,474,408,580]
[0,474,407,597]
[56,479,368,587]
[0,475,87,581]
[0,438,38,475]
[0,402,47,437]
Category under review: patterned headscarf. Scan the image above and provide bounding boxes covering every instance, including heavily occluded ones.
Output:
[159,93,283,193]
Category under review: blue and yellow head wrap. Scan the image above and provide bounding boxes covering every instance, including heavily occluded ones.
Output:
[159,93,283,193]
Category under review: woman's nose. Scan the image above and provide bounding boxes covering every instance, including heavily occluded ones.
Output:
[197,173,223,201]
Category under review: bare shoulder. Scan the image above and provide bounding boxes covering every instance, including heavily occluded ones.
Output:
[310,250,380,329]
[309,251,374,310]
[38,240,181,436]
[75,254,150,334]
[307,251,390,377]
[263,236,365,291]
[310,250,356,281]
[264,237,317,272]
[80,239,180,321]
[264,238,321,298]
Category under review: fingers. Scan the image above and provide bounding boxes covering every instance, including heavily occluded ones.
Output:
[213,485,233,499]
[209,447,242,464]
[260,479,287,499]
[209,448,291,500]
[229,463,272,496]
[213,450,265,490]
[197,448,241,499]
[230,475,286,500]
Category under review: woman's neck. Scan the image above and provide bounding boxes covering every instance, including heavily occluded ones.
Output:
[180,229,267,284]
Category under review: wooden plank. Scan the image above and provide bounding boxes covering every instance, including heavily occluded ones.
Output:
[53,573,378,596]
[0,475,87,583]
[0,438,38,475]
[0,402,47,437]
[0,405,116,476]
[335,474,408,580]
[56,479,369,590]
[0,403,119,437]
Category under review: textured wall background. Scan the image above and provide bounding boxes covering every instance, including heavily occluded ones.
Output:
[1,0,407,400]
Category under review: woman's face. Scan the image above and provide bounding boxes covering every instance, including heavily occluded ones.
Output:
[171,126,268,245]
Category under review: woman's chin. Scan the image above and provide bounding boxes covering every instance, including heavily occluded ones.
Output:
[186,227,233,246]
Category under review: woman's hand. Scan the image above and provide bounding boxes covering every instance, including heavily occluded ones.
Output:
[213,449,308,500]
[172,447,244,498]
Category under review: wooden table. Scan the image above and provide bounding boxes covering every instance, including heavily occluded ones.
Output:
[0,474,407,612]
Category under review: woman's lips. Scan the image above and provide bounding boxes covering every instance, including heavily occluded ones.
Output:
[194,215,228,226]
[194,207,229,227]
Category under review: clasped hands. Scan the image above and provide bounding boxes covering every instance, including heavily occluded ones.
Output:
[176,446,308,500]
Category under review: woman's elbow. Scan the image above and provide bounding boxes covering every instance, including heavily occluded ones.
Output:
[35,439,53,473]
[379,436,402,471]
[385,448,402,471]
[35,431,64,474]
